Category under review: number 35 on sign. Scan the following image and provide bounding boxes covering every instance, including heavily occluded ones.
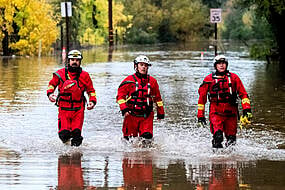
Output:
[210,8,222,23]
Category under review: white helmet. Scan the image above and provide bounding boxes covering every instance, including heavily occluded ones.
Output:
[134,55,151,66]
[68,50,83,60]
[213,54,228,67]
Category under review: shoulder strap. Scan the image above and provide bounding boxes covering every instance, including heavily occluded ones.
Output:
[65,66,70,80]
[132,74,139,91]
[132,74,138,82]
[119,81,135,88]
[54,72,64,83]
[227,72,232,95]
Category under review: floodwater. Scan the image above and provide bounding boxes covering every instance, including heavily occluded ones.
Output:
[0,42,285,190]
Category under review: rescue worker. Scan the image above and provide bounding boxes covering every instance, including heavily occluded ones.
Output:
[47,50,97,146]
[116,55,165,143]
[197,55,252,148]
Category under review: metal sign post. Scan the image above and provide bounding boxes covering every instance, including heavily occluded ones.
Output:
[61,2,72,54]
[210,8,222,56]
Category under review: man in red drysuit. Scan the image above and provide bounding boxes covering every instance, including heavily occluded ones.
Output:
[47,50,96,146]
[116,55,165,143]
[197,55,252,148]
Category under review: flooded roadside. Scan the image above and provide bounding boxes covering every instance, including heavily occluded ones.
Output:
[0,42,285,189]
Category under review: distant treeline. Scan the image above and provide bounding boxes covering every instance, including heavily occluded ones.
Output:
[1,0,284,63]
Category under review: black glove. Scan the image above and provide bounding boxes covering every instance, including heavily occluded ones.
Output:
[198,117,207,127]
[243,109,252,120]
[157,114,165,119]
[240,109,253,128]
[121,108,130,116]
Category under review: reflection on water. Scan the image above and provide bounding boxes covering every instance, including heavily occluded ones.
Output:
[57,153,84,190]
[0,42,285,189]
[121,152,154,190]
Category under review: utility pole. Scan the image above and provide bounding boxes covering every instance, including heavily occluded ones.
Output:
[108,0,114,47]
[214,23,217,56]
[61,1,72,52]
[65,1,69,53]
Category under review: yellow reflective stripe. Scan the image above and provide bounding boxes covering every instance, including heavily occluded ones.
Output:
[157,101,163,107]
[47,85,54,90]
[126,96,132,102]
[117,99,126,104]
[198,104,205,110]
[242,98,250,105]
[90,92,96,97]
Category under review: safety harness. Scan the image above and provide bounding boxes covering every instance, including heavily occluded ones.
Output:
[125,74,153,117]
[208,72,237,104]
[208,72,238,117]
[55,68,84,111]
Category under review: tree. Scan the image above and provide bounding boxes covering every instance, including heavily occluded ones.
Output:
[122,0,208,43]
[163,0,208,41]
[123,0,163,44]
[0,0,24,55]
[78,0,129,46]
[235,0,285,64]
[0,0,58,56]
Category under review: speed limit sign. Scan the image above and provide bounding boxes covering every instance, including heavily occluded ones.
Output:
[210,8,222,23]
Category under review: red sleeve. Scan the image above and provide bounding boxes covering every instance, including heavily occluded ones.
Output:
[116,76,135,112]
[232,73,251,110]
[47,73,60,96]
[197,74,212,118]
[151,77,165,116]
[81,72,97,103]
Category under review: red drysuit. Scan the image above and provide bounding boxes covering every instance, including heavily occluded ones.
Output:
[47,67,96,133]
[117,73,165,137]
[197,72,251,136]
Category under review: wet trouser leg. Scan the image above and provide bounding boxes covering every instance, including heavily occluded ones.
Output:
[122,112,154,139]
[209,113,224,148]
[71,128,83,147]
[212,130,223,148]
[224,116,237,147]
[122,114,140,140]
[225,135,236,147]
[58,107,84,146]
[59,130,71,143]
[140,132,153,139]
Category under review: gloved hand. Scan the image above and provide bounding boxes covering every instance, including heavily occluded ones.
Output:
[48,93,57,102]
[240,109,252,129]
[87,101,96,110]
[157,114,165,120]
[197,117,207,127]
[243,109,252,120]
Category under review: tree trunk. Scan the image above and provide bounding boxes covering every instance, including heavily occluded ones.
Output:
[268,6,285,69]
[2,29,9,56]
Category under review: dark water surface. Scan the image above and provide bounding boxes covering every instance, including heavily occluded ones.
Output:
[0,43,285,189]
